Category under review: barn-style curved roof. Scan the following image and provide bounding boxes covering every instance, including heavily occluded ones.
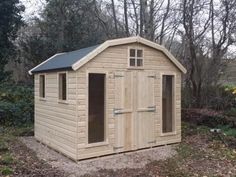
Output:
[29,36,187,74]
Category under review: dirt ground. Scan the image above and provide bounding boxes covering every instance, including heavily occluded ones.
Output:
[20,137,176,176]
[1,123,236,177]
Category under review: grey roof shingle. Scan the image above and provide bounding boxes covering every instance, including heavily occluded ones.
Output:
[31,45,100,73]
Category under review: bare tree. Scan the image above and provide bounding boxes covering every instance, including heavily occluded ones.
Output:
[111,0,118,37]
[159,0,170,45]
[124,0,129,36]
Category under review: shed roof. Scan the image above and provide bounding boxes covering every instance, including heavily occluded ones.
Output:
[30,45,100,73]
[29,36,187,74]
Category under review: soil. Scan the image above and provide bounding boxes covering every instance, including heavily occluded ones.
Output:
[8,139,65,177]
[20,137,176,176]
[2,122,236,177]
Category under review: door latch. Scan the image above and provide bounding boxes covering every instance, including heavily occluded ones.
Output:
[113,108,124,115]
[147,106,156,112]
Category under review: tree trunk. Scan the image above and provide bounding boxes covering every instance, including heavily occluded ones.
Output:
[124,0,129,36]
[160,0,170,45]
[111,0,118,37]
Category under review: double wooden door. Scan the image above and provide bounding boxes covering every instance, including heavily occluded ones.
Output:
[114,70,156,152]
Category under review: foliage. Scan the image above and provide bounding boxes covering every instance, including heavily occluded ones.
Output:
[217,125,236,138]
[224,108,236,117]
[182,85,236,110]
[0,83,34,126]
[16,0,115,72]
[0,166,13,175]
[0,0,24,82]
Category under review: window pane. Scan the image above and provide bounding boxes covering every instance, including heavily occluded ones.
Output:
[162,75,174,133]
[59,73,67,100]
[130,49,135,57]
[89,74,105,143]
[39,75,45,98]
[137,50,143,57]
[130,58,135,66]
[137,59,143,66]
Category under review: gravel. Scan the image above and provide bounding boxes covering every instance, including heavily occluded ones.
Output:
[20,137,176,177]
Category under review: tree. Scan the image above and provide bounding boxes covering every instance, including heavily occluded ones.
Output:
[181,0,236,107]
[0,0,24,82]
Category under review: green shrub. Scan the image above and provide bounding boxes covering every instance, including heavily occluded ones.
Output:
[1,166,13,175]
[0,83,34,126]
[224,108,236,117]
[182,85,236,110]
[218,125,236,137]
[207,85,236,110]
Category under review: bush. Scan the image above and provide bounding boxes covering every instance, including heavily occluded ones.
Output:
[0,83,34,126]
[224,108,236,117]
[182,85,236,110]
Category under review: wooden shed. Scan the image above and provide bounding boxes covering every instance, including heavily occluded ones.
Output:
[29,36,187,160]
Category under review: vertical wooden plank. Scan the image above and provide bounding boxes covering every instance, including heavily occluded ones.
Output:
[136,71,155,148]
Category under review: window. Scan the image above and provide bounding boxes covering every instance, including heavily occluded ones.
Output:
[59,73,67,100]
[129,49,143,67]
[88,73,105,143]
[162,75,174,133]
[39,75,45,98]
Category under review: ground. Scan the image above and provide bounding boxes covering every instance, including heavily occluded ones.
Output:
[0,122,235,177]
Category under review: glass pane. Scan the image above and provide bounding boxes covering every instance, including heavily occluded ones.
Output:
[137,59,143,66]
[62,74,67,100]
[162,75,174,133]
[137,50,143,57]
[130,49,135,57]
[89,74,105,143]
[39,75,45,98]
[130,58,135,66]
[59,73,67,100]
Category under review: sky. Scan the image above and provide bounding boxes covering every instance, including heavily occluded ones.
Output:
[20,0,46,20]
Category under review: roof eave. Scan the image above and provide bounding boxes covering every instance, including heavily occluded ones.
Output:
[31,66,73,74]
[28,53,65,75]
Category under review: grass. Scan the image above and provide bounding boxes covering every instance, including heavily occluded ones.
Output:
[217,125,236,137]
[0,153,14,165]
[0,166,13,175]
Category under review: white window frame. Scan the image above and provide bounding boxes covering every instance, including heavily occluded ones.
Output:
[39,74,46,100]
[128,47,144,68]
[57,71,68,103]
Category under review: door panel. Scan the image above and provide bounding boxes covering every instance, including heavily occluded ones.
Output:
[114,71,134,151]
[114,71,156,151]
[136,72,156,148]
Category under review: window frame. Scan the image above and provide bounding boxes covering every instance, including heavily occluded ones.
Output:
[58,71,68,103]
[39,74,46,100]
[160,72,176,136]
[128,47,144,68]
[85,70,108,147]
